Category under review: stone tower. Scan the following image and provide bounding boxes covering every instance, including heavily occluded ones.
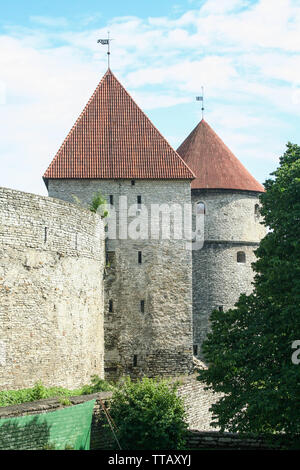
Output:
[177,119,266,359]
[43,69,195,381]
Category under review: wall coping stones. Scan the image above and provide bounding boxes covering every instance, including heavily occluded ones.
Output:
[0,185,99,218]
[0,392,113,419]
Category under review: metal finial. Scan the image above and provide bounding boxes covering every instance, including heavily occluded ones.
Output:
[97,31,113,68]
[196,86,205,119]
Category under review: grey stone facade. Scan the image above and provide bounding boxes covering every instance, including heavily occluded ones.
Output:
[48,179,194,380]
[0,187,105,390]
[191,189,266,358]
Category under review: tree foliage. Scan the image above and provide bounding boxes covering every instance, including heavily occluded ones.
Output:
[108,377,188,450]
[89,192,108,218]
[198,143,300,438]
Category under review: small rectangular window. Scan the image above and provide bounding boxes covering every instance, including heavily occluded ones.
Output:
[109,300,113,312]
[138,251,142,264]
[218,306,223,312]
[137,195,142,208]
[140,300,145,313]
[237,251,246,263]
[109,195,114,205]
[131,180,135,186]
[193,345,198,356]
[133,355,138,367]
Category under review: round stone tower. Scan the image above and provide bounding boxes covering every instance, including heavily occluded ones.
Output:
[177,119,266,359]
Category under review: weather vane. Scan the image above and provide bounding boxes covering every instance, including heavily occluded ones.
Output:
[97,31,113,69]
[196,86,205,120]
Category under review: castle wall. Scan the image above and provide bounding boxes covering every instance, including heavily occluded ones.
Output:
[48,179,193,380]
[191,189,266,358]
[0,187,105,390]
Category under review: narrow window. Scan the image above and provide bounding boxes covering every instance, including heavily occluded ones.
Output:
[140,300,145,313]
[218,306,223,312]
[137,195,142,208]
[196,201,205,215]
[131,180,135,186]
[133,355,138,367]
[109,195,114,205]
[193,345,198,356]
[255,204,260,217]
[106,251,115,267]
[44,227,48,243]
[138,251,142,264]
[109,300,113,312]
[237,251,246,263]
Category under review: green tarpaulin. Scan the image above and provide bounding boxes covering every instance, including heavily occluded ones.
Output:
[0,399,96,450]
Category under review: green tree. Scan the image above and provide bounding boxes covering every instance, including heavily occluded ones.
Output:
[198,143,300,438]
[108,377,188,450]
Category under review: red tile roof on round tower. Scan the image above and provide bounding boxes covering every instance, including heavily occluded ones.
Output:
[43,69,195,182]
[177,119,264,192]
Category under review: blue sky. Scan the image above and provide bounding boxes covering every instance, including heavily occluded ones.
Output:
[1,0,300,195]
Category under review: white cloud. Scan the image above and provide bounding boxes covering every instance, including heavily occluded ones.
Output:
[0,81,6,105]
[130,91,191,110]
[200,0,250,14]
[126,57,238,91]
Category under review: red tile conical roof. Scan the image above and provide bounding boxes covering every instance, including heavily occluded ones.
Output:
[177,119,264,192]
[43,69,194,182]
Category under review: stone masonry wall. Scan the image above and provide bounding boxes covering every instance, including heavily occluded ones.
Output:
[192,189,266,242]
[176,373,221,431]
[192,242,259,349]
[0,187,105,390]
[191,189,266,359]
[186,430,290,450]
[48,179,193,381]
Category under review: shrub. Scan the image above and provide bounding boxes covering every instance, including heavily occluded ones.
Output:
[108,377,188,450]
[89,192,108,218]
[79,375,114,394]
[0,376,113,407]
[29,381,49,401]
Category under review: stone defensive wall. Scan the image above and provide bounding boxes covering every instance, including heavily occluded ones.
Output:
[0,187,105,390]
